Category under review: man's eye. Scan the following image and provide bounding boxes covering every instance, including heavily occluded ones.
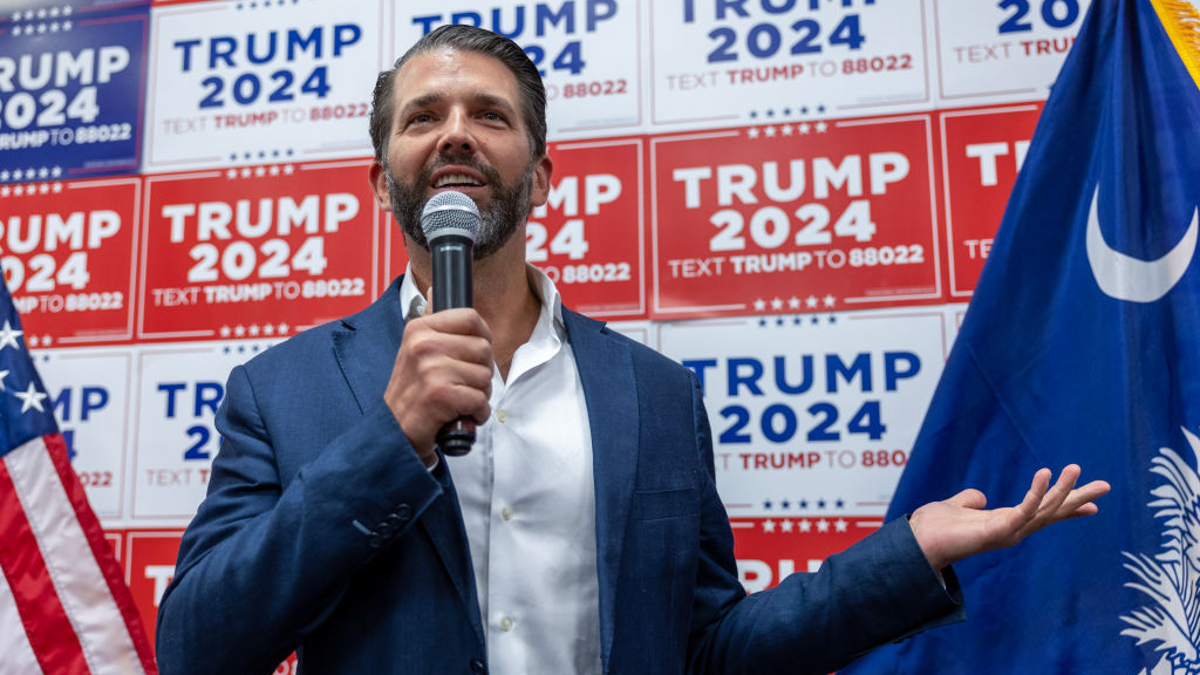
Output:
[409,113,434,125]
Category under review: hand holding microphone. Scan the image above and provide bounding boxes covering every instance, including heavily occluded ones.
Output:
[421,191,482,456]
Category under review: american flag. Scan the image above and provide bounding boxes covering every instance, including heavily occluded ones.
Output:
[0,283,156,674]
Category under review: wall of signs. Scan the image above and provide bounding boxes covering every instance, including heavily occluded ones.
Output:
[2,0,1086,658]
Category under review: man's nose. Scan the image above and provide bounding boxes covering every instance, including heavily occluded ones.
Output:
[438,109,476,155]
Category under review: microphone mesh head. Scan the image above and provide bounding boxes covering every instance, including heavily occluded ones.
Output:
[421,191,480,243]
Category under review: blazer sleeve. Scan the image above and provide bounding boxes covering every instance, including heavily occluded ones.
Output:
[683,377,966,675]
[155,364,445,675]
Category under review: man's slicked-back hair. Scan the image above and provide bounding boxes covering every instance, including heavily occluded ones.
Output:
[369,24,548,165]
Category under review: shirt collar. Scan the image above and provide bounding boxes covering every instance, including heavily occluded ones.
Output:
[398,263,565,335]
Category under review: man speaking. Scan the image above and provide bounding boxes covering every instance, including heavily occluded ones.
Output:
[155,25,1109,675]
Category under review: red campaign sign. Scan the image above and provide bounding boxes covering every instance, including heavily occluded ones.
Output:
[731,516,878,593]
[1,178,139,346]
[382,137,646,319]
[650,115,941,320]
[124,530,184,647]
[532,137,645,318]
[940,103,1043,297]
[106,531,123,562]
[140,160,381,341]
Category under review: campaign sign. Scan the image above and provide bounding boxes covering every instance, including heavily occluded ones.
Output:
[140,160,380,341]
[37,347,133,519]
[732,516,878,592]
[940,103,1041,296]
[650,115,940,319]
[131,341,278,519]
[145,0,383,171]
[124,530,184,647]
[124,528,298,673]
[933,0,1091,101]
[0,2,147,182]
[395,0,640,136]
[530,137,644,317]
[1,177,139,344]
[656,309,947,521]
[649,0,929,126]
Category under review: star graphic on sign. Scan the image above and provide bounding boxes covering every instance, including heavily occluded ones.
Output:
[248,324,260,336]
[226,169,238,179]
[798,122,811,134]
[219,325,232,338]
[283,164,295,175]
[278,323,289,334]
[747,126,761,139]
[835,518,848,533]
[234,325,246,337]
[753,298,767,312]
[806,295,819,309]
[788,296,801,310]
[780,519,794,533]
[263,324,276,336]
[815,121,828,133]
[763,519,776,533]
[781,124,794,136]
[770,297,783,311]
[823,294,836,308]
[269,165,280,176]
[798,518,812,533]
[816,518,830,533]
[14,382,48,413]
[764,125,777,137]
[0,320,24,350]
[0,369,9,391]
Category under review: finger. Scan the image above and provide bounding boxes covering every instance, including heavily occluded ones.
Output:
[1013,468,1053,521]
[945,488,987,510]
[1057,479,1112,515]
[421,308,494,343]
[1039,464,1081,511]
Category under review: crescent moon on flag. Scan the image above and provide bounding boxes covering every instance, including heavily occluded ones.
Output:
[1086,185,1198,303]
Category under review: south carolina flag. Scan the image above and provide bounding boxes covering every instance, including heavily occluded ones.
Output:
[843,0,1200,673]
[0,282,156,674]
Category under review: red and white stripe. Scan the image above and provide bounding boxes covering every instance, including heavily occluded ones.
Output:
[0,434,156,675]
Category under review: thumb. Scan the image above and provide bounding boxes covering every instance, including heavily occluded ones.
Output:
[945,488,987,510]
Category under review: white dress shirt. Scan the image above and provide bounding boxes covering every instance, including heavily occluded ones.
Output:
[400,265,602,675]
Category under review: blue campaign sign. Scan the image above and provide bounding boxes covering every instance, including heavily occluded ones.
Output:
[0,1,148,183]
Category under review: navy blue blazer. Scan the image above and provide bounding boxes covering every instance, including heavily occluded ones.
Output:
[156,278,963,675]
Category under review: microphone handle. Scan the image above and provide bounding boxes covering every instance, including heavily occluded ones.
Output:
[430,236,475,457]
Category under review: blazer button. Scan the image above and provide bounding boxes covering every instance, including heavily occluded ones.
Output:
[469,658,485,674]
[396,504,413,522]
[368,535,383,548]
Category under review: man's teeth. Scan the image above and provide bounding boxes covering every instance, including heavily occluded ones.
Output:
[434,174,483,187]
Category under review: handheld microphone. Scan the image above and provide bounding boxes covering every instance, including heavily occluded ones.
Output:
[420,190,481,457]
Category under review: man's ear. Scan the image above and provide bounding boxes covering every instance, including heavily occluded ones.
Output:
[369,161,391,211]
[530,154,554,208]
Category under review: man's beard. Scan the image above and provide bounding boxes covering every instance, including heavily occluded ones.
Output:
[387,153,534,260]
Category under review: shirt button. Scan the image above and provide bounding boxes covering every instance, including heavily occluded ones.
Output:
[499,616,514,632]
[496,409,507,423]
[500,507,514,522]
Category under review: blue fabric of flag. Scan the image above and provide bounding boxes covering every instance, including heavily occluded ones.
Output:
[0,283,58,459]
[843,1,1200,672]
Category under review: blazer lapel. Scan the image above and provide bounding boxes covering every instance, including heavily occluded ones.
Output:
[331,278,484,647]
[563,309,639,672]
